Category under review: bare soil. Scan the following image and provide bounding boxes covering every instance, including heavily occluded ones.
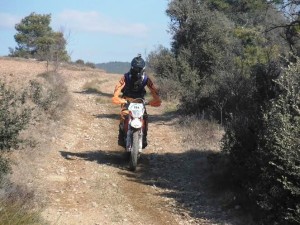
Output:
[1,58,245,225]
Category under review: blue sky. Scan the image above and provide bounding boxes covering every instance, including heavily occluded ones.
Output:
[0,0,171,63]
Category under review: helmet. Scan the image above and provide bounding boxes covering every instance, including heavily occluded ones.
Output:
[130,54,145,76]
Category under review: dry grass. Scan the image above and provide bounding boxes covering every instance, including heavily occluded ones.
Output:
[82,78,112,104]
[177,115,254,223]
[180,115,224,151]
[33,71,70,120]
[82,78,109,93]
[95,97,111,104]
[163,101,179,114]
[59,61,104,72]
[0,204,46,225]
[0,183,48,225]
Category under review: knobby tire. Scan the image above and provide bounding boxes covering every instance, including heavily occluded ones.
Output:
[129,130,139,171]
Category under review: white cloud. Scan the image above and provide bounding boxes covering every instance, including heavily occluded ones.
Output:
[55,10,148,37]
[0,13,21,28]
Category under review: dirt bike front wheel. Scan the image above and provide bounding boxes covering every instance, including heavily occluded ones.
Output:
[129,129,139,171]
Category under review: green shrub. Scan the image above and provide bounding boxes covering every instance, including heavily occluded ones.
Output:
[156,78,181,102]
[0,81,33,183]
[255,59,300,224]
[0,72,68,224]
[85,62,96,68]
[0,83,32,150]
[75,59,85,65]
[222,58,300,224]
[0,157,10,183]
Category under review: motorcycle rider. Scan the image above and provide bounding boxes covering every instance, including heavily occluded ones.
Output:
[112,54,161,148]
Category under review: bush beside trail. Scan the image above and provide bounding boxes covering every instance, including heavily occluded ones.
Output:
[0,68,69,224]
[0,82,32,182]
[148,0,300,224]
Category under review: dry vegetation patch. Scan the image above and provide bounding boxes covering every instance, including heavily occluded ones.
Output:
[180,115,224,151]
[0,58,71,225]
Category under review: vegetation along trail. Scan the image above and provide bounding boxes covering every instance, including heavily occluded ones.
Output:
[3,1,300,224]
[4,58,245,225]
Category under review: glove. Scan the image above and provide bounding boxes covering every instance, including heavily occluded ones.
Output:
[149,99,162,107]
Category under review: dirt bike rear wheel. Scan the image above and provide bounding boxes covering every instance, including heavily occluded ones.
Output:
[129,130,139,171]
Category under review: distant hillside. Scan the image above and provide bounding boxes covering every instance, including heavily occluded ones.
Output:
[96,61,130,74]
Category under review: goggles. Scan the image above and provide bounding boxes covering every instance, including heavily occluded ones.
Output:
[131,67,143,74]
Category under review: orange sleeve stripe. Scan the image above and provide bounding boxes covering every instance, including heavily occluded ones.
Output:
[112,76,127,104]
[147,78,160,99]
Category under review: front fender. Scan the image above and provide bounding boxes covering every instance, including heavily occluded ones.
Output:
[130,118,143,129]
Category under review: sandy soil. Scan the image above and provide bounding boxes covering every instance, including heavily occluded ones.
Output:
[1,58,243,225]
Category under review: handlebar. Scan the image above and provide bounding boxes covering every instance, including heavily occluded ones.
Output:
[124,98,148,108]
[126,98,147,104]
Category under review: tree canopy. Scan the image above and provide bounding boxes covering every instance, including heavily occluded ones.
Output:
[10,12,70,62]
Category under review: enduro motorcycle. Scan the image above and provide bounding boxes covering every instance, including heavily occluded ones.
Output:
[122,98,147,171]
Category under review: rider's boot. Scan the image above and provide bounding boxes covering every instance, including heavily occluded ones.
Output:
[142,116,148,149]
[142,129,148,149]
[142,135,148,149]
[118,124,126,147]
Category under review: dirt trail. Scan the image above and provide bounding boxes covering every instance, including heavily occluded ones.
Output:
[2,58,238,225]
[33,68,186,225]
[37,69,182,225]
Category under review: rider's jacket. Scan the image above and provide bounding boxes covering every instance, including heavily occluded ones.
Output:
[122,72,148,99]
[112,72,161,107]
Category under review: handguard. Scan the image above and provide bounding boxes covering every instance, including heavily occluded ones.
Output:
[148,99,162,107]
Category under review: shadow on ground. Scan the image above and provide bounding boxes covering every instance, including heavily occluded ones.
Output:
[148,112,179,124]
[94,113,120,120]
[60,150,129,170]
[92,112,178,123]
[60,148,246,224]
[74,89,113,98]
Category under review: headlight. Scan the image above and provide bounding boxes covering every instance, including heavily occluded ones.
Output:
[130,118,142,128]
